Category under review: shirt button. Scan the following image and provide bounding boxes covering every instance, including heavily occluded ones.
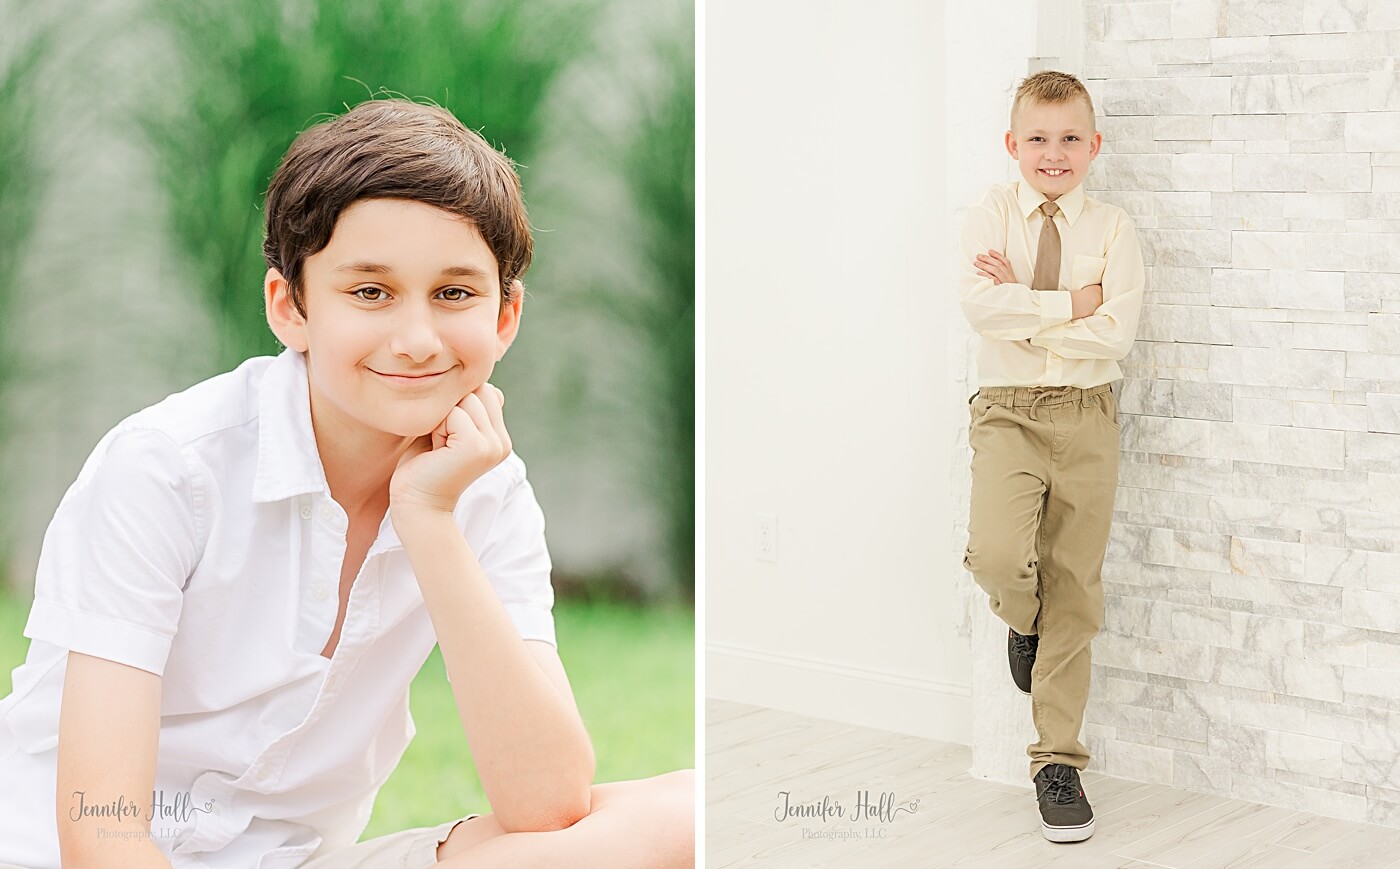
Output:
[314,584,329,601]
[300,505,312,520]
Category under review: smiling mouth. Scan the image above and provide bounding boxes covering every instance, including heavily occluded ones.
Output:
[372,369,450,384]
[1040,168,1070,177]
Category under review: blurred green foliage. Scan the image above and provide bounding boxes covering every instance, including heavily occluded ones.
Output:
[0,6,58,575]
[586,26,696,594]
[132,0,600,371]
[1,0,696,602]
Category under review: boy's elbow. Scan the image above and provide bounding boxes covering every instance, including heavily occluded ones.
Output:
[500,789,593,833]
[956,298,984,333]
[1108,335,1138,361]
[498,760,594,832]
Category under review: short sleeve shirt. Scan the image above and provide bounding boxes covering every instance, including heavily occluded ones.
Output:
[0,348,557,868]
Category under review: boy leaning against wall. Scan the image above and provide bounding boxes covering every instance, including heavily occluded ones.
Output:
[958,70,1146,844]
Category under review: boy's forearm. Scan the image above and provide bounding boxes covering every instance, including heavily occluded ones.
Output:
[959,278,1075,339]
[62,839,173,869]
[395,508,594,832]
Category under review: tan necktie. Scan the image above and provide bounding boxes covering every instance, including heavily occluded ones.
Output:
[1031,201,1060,291]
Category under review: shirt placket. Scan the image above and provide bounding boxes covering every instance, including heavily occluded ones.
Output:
[301,494,347,650]
[177,494,383,857]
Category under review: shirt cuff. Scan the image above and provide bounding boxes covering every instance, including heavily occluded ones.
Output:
[502,603,557,647]
[1040,290,1074,330]
[24,598,175,677]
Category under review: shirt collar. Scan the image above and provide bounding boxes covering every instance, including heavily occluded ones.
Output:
[252,348,331,504]
[250,348,407,555]
[1016,180,1085,226]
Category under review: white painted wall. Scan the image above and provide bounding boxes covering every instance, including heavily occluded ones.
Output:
[944,0,1066,788]
[705,0,968,743]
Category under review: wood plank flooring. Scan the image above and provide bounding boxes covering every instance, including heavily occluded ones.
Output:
[706,699,1400,868]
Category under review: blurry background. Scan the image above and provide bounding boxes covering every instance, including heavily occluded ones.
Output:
[0,0,693,836]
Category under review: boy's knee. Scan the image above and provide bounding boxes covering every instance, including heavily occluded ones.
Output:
[963,546,1037,593]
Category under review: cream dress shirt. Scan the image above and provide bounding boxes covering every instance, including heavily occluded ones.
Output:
[0,348,556,868]
[958,180,1147,388]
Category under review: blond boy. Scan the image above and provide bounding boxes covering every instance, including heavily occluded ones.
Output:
[958,71,1146,843]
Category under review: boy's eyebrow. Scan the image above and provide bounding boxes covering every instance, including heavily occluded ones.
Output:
[333,261,490,278]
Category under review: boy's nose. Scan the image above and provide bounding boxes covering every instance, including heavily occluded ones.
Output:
[389,311,444,362]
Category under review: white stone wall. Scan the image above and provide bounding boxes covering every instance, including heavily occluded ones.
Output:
[1077,0,1400,827]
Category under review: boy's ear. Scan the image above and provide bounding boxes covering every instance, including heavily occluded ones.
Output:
[265,267,308,353]
[495,279,525,361]
[1088,130,1103,160]
[1004,130,1019,160]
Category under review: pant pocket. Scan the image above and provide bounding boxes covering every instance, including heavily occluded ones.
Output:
[1096,391,1121,431]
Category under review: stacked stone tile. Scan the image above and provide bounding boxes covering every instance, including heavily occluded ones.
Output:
[1069,0,1400,827]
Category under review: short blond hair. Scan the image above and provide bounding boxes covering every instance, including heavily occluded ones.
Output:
[1010,70,1096,132]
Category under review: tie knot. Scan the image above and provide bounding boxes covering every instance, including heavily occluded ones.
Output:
[1040,201,1060,219]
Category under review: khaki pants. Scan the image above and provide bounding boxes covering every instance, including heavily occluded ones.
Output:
[963,383,1120,781]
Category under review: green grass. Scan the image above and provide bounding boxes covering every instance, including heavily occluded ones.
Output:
[0,591,693,840]
[364,597,693,837]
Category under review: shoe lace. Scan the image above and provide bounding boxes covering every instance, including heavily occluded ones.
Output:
[1041,766,1081,806]
[1010,631,1039,658]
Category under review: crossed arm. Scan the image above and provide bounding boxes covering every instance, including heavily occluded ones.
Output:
[958,202,1146,361]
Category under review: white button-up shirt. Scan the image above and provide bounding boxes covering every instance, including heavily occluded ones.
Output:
[958,181,1147,388]
[0,348,556,868]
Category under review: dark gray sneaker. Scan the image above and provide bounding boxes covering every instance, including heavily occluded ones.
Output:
[1008,628,1038,695]
[1034,764,1094,843]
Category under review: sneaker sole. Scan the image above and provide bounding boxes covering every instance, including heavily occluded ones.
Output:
[1016,683,1031,696]
[1042,817,1094,843]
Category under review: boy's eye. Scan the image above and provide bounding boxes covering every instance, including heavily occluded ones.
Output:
[351,286,475,302]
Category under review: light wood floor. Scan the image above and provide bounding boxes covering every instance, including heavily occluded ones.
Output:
[706,699,1400,868]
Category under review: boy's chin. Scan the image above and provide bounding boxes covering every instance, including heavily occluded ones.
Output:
[370,409,455,440]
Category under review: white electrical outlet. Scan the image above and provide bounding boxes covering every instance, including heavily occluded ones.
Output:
[756,513,778,562]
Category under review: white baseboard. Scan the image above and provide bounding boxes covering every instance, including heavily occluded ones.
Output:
[707,642,972,746]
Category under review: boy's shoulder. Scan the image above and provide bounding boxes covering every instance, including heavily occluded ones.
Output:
[971,181,1020,214]
[115,353,275,447]
[75,355,279,494]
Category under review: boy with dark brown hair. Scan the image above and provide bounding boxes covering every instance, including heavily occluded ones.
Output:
[0,98,693,869]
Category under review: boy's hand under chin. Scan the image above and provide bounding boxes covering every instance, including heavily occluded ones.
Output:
[389,383,511,521]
